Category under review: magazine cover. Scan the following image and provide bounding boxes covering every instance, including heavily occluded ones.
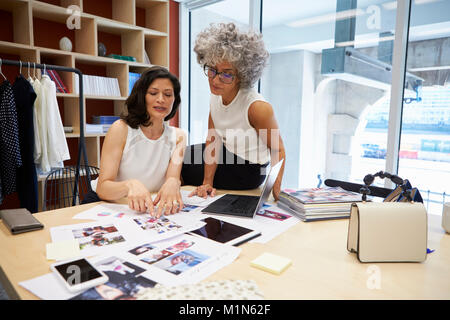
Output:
[281,187,362,204]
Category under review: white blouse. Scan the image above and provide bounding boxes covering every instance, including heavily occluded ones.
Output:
[210,88,271,165]
[92,121,178,192]
[40,75,70,170]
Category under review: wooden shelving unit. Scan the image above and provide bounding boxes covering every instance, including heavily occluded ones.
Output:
[0,0,169,210]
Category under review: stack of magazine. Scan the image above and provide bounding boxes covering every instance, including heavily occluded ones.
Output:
[277,187,364,222]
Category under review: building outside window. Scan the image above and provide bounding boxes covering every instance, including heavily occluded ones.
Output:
[180,0,450,215]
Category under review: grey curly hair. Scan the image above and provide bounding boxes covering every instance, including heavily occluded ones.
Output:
[194,22,269,89]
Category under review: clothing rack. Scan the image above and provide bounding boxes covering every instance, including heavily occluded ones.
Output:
[1,58,89,206]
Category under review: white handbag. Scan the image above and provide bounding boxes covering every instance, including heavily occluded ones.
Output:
[347,202,428,262]
[347,171,428,263]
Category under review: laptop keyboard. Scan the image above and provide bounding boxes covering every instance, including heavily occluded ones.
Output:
[229,197,259,213]
[203,194,260,217]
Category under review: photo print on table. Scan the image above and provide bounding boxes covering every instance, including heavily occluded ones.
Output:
[256,209,291,221]
[139,239,195,266]
[180,204,200,213]
[133,216,182,234]
[153,249,209,276]
[71,256,156,300]
[72,224,126,250]
[128,243,156,256]
[97,211,126,219]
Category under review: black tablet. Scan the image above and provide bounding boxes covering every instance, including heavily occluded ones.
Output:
[189,217,261,246]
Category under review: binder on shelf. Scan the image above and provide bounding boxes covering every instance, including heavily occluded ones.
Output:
[51,69,69,93]
[44,69,68,93]
[144,51,151,65]
[129,72,141,94]
[86,124,111,134]
[92,116,120,125]
[64,126,73,133]
[74,74,121,97]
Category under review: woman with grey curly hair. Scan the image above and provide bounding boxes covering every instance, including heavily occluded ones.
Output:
[181,22,286,200]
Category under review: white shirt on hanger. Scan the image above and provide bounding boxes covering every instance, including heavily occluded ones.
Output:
[41,75,70,169]
[33,77,51,172]
[29,77,42,164]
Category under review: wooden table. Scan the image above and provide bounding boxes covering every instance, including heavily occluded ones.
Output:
[1,187,449,300]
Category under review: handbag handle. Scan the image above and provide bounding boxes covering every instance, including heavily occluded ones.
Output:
[360,171,412,202]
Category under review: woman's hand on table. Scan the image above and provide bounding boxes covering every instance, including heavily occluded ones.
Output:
[153,177,184,218]
[189,183,216,199]
[126,179,154,214]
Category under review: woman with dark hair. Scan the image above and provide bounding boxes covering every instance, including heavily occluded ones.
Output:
[90,66,186,217]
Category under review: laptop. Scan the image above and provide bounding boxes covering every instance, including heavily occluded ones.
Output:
[201,159,284,218]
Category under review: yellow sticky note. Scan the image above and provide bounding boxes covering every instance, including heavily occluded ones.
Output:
[250,252,292,275]
[46,240,80,261]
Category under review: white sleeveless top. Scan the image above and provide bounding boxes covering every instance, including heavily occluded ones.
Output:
[92,121,177,192]
[210,88,270,164]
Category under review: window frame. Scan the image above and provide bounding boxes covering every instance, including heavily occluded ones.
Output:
[178,0,412,188]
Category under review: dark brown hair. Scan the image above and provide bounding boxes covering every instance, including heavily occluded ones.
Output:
[122,66,181,129]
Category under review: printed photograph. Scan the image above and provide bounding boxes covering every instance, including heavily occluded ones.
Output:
[140,249,173,265]
[72,224,126,250]
[257,209,291,221]
[166,239,195,253]
[72,224,118,239]
[181,204,200,213]
[153,249,209,276]
[71,257,156,300]
[77,232,126,250]
[97,211,126,218]
[133,216,182,234]
[128,243,156,256]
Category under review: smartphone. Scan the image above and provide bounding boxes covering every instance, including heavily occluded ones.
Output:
[51,258,109,293]
[189,217,261,246]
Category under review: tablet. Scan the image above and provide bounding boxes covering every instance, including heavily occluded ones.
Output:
[189,217,261,246]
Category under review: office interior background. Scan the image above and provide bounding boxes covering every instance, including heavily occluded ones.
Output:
[0,0,447,217]
[0,0,448,302]
[178,0,450,216]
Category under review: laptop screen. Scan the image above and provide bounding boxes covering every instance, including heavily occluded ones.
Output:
[254,159,284,214]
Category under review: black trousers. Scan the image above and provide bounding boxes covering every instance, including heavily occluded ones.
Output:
[181,143,268,190]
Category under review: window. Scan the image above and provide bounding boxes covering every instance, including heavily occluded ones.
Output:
[187,0,249,145]
[179,0,449,215]
[398,0,450,214]
[261,0,398,189]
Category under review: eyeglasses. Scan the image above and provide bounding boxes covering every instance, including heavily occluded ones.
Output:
[203,65,235,84]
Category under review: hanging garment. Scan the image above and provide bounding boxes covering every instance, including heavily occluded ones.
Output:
[41,75,70,168]
[13,74,38,213]
[33,77,50,173]
[0,80,22,196]
[29,76,42,164]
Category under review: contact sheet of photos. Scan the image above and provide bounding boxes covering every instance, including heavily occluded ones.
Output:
[20,200,297,300]
[20,234,241,300]
[70,234,241,300]
[50,213,205,258]
[115,234,240,288]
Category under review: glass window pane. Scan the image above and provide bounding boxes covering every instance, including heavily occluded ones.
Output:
[189,0,250,145]
[261,0,398,189]
[399,0,450,215]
